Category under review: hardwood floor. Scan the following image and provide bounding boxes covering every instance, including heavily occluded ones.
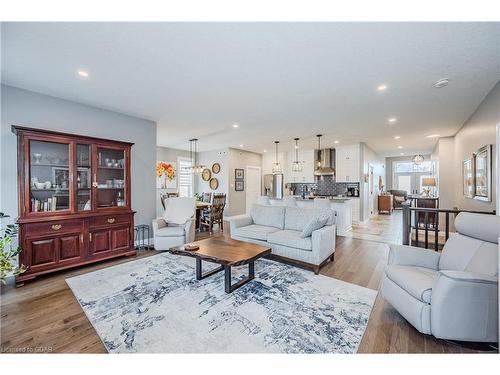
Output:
[1,220,496,354]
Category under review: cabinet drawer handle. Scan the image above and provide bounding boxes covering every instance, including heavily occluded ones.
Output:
[51,224,62,231]
[107,218,115,224]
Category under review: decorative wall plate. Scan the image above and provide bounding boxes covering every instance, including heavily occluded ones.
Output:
[209,177,219,190]
[212,163,221,174]
[201,168,211,181]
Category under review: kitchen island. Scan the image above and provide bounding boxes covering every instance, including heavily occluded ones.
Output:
[268,196,353,235]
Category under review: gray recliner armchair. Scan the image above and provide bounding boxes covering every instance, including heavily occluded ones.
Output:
[381,212,499,342]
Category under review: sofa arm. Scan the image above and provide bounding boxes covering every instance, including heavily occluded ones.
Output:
[388,244,440,270]
[312,225,336,264]
[152,218,167,235]
[228,214,253,232]
[431,271,498,342]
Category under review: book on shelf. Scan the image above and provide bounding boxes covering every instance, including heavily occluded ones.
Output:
[31,196,58,212]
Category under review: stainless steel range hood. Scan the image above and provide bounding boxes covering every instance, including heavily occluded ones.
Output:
[314,148,336,176]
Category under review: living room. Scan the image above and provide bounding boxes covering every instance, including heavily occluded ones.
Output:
[1,2,499,373]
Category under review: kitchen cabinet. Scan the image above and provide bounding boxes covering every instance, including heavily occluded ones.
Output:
[286,149,315,183]
[351,197,360,223]
[335,144,360,183]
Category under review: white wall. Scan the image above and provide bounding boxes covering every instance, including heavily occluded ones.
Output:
[360,143,385,221]
[1,85,157,228]
[228,148,262,216]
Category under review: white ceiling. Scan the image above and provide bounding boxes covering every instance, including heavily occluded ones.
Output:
[2,22,499,156]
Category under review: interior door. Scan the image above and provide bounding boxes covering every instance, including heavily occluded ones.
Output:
[246,166,262,214]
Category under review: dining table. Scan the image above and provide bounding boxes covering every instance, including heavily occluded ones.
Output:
[195,201,212,230]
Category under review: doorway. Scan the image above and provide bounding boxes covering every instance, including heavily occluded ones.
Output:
[246,166,261,214]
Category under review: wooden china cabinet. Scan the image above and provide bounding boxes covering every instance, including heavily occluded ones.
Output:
[12,126,136,286]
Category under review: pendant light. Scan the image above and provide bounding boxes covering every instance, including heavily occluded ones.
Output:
[291,138,302,172]
[188,138,206,174]
[412,154,424,165]
[272,141,282,174]
[314,134,323,174]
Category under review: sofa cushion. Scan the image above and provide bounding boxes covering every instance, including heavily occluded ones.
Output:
[155,225,185,237]
[250,205,285,229]
[301,216,329,238]
[268,230,312,251]
[385,265,438,303]
[284,206,334,231]
[232,224,280,241]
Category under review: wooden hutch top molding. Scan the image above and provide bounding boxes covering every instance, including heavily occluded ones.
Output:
[11,125,135,147]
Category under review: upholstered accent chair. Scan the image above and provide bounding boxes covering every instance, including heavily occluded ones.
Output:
[382,212,499,342]
[152,197,196,250]
[388,189,407,209]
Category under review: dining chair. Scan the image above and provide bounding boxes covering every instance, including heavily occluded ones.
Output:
[202,192,212,203]
[200,193,226,234]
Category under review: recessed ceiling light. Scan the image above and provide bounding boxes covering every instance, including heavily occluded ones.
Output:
[233,124,239,128]
[388,117,397,123]
[400,152,405,156]
[377,84,388,92]
[397,146,403,149]
[77,70,89,78]
[426,134,440,138]
[394,136,401,139]
[434,78,450,88]
[239,144,244,147]
[334,140,339,144]
[263,150,267,153]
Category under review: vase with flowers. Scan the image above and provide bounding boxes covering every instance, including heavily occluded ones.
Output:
[156,162,176,189]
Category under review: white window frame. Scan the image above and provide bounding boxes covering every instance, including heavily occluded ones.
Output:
[178,156,194,197]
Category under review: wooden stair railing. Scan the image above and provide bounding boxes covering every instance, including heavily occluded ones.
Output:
[401,202,496,251]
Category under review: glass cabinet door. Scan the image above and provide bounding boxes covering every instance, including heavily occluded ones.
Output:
[76,143,92,211]
[95,146,126,209]
[29,140,71,213]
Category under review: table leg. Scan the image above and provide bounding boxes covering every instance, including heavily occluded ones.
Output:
[224,261,255,293]
[196,257,223,281]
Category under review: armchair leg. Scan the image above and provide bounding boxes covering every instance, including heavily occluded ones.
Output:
[329,253,334,262]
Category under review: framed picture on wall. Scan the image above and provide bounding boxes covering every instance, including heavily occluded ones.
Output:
[235,180,244,191]
[474,144,492,202]
[235,168,244,179]
[463,158,474,198]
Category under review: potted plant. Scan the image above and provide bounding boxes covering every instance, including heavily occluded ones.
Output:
[0,212,27,284]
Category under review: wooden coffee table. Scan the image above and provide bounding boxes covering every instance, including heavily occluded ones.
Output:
[169,237,271,293]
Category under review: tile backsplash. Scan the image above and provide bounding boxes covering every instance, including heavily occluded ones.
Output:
[289,176,359,196]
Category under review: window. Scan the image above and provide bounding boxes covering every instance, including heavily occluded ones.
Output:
[178,157,193,197]
[394,161,433,173]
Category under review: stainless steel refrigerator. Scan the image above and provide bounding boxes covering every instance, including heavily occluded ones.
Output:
[264,173,283,199]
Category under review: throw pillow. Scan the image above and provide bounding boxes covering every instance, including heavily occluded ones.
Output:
[162,197,195,225]
[300,216,329,238]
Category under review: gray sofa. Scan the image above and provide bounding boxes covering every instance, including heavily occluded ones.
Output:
[229,205,336,274]
[381,212,499,342]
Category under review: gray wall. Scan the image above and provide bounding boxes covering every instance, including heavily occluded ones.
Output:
[452,81,499,212]
[1,85,157,228]
[195,148,229,205]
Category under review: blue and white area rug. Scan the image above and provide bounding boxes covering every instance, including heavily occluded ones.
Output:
[66,253,376,353]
